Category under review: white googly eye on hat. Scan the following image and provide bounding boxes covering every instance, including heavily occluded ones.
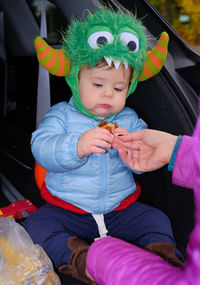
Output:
[120,32,139,52]
[87,31,114,49]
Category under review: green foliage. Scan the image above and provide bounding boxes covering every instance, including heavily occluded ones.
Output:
[149,0,200,48]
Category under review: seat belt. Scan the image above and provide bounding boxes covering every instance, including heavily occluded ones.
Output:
[36,0,50,127]
[0,11,7,130]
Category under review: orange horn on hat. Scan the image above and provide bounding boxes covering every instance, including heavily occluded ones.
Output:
[34,36,70,76]
[139,32,169,81]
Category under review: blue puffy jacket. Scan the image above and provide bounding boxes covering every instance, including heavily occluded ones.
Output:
[31,98,147,214]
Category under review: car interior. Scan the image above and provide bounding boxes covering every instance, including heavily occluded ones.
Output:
[0,0,200,284]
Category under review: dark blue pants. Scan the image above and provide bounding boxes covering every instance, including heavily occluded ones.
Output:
[23,202,183,268]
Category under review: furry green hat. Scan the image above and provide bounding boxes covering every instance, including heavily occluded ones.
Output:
[34,8,169,119]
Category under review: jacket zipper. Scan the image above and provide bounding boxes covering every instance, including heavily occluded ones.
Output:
[100,153,107,213]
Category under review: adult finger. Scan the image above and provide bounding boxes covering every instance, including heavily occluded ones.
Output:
[118,130,146,142]
[113,137,141,150]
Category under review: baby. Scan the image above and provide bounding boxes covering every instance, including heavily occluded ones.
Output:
[24,8,183,284]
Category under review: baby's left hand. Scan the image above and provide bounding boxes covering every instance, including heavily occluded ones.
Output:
[77,128,113,159]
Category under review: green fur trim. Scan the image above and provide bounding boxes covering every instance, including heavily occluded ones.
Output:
[64,8,147,73]
[63,8,148,118]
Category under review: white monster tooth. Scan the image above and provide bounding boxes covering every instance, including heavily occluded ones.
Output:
[123,61,128,70]
[114,60,121,70]
[104,57,112,67]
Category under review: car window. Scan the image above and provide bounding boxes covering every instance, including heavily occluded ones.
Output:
[149,0,200,52]
[26,0,69,45]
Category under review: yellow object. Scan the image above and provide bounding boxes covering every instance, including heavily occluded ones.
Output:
[0,237,40,284]
[0,217,61,285]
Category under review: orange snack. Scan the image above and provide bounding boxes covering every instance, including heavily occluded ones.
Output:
[97,120,118,133]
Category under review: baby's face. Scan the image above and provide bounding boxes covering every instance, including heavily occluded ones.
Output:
[78,64,131,118]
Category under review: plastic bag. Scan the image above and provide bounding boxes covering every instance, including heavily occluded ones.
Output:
[0,217,61,285]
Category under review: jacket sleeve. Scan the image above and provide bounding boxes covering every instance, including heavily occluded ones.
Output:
[86,237,179,285]
[31,104,88,172]
[172,135,197,189]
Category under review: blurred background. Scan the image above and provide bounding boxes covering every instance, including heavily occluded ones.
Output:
[149,0,200,51]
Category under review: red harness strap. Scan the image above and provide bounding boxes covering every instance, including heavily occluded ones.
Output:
[41,182,141,214]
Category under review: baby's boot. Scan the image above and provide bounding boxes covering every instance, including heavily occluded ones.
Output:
[58,236,95,284]
[145,241,183,268]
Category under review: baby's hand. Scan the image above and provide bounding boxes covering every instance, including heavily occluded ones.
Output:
[77,128,114,158]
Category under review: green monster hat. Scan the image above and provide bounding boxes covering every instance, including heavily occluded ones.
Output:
[34,8,169,119]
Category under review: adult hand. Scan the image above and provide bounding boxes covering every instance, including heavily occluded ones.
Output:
[112,129,178,171]
[77,128,113,158]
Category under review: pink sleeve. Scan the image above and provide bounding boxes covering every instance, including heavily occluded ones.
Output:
[86,237,181,285]
[172,135,197,189]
